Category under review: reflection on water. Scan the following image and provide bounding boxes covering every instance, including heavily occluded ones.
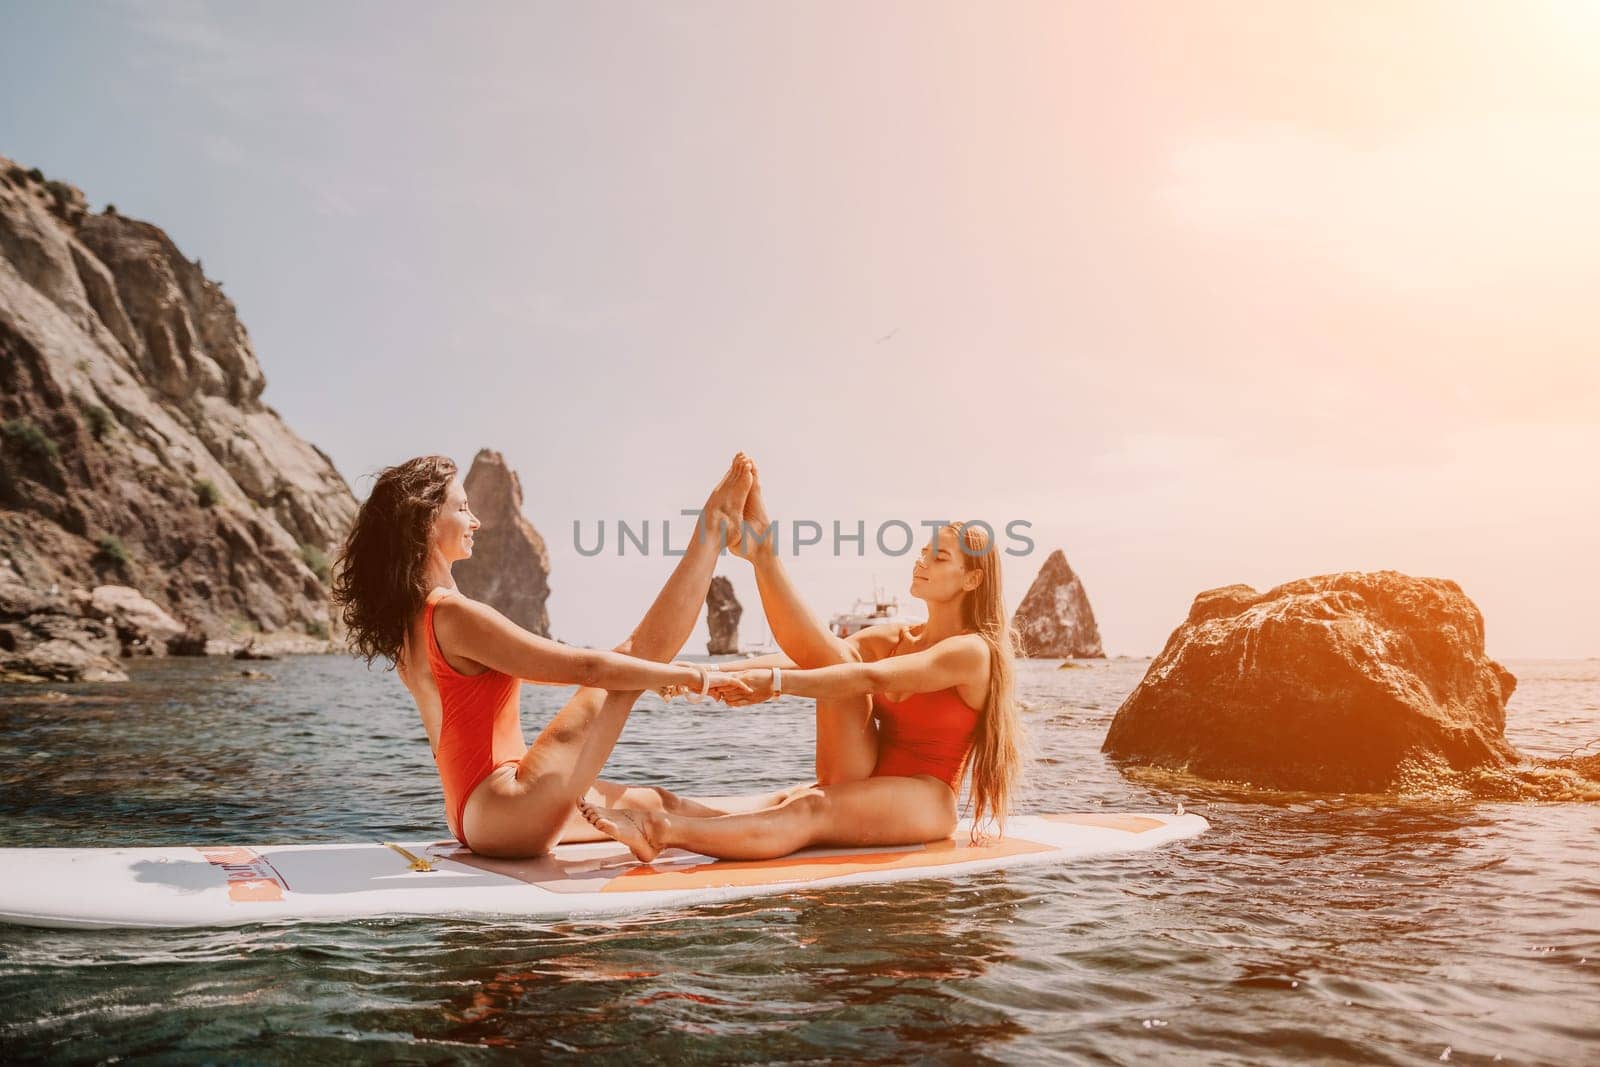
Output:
[1,656,1597,1063]
[419,883,1029,1058]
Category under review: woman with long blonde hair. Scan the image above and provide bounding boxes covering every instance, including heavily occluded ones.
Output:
[581,464,1025,862]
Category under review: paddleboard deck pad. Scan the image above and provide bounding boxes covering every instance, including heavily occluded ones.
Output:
[0,812,1208,929]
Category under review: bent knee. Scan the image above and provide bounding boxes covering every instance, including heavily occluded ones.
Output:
[783,787,829,818]
[635,784,679,812]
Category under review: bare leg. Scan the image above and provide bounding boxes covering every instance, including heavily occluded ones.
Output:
[734,469,852,666]
[736,465,879,783]
[814,697,876,785]
[581,775,958,862]
[462,454,753,856]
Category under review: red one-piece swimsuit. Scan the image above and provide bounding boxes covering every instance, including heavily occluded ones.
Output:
[422,588,526,848]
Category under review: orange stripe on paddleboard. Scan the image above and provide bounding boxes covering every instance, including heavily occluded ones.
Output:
[1042,813,1166,833]
[600,836,1053,893]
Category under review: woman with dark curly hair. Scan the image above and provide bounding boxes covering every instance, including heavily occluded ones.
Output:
[332,452,755,858]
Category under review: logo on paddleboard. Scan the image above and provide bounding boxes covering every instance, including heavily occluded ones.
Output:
[195,846,289,902]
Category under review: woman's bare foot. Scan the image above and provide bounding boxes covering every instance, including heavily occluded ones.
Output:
[699,453,754,551]
[579,801,666,862]
[731,461,776,561]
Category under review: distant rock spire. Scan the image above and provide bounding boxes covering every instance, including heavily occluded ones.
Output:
[454,449,552,637]
[705,576,742,655]
[1012,549,1104,658]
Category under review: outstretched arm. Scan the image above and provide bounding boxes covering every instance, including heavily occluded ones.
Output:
[722,625,908,681]
[434,596,741,695]
[716,634,988,704]
[720,652,797,671]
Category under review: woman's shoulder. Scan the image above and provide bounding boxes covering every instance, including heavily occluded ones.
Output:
[428,587,489,620]
[893,620,927,647]
[889,625,984,659]
[932,630,988,655]
[849,620,919,661]
[427,590,517,650]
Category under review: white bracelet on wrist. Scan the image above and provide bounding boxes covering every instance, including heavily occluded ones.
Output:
[771,665,782,697]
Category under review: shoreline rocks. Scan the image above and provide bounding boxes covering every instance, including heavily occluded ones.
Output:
[80,584,184,655]
[0,570,335,682]
[1013,549,1104,658]
[0,583,126,683]
[1101,571,1520,793]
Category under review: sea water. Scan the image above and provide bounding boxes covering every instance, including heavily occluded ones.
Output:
[1,656,1596,1064]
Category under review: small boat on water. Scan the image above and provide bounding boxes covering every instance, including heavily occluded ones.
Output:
[829,592,915,638]
[735,620,776,658]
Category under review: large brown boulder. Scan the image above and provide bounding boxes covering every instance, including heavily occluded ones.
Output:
[705,575,741,655]
[1013,549,1103,658]
[454,449,551,637]
[1102,571,1519,792]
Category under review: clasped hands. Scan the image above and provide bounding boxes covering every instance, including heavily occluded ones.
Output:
[655,663,780,707]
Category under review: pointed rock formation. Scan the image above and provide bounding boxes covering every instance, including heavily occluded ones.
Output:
[705,575,741,655]
[1012,549,1103,658]
[454,449,551,637]
[1101,571,1520,793]
[0,157,355,679]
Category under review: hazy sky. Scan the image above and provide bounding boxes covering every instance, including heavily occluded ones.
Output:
[3,1,1597,656]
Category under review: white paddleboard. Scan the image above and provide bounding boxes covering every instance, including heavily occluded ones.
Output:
[0,812,1207,930]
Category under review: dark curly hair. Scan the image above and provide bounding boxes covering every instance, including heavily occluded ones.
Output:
[331,455,457,667]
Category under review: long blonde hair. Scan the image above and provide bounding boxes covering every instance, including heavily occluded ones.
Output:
[951,521,1024,840]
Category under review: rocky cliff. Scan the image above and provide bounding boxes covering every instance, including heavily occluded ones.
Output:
[705,575,741,655]
[1012,549,1104,658]
[0,158,355,680]
[454,449,551,637]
